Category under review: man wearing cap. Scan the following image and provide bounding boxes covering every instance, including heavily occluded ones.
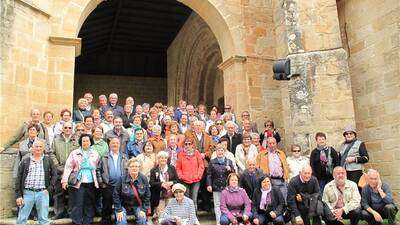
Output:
[159,183,200,225]
[338,126,369,184]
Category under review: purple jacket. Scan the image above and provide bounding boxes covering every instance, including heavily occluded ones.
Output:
[220,186,252,222]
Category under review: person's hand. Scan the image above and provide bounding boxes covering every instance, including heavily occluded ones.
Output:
[201,153,205,159]
[270,211,276,218]
[373,211,383,222]
[295,216,304,225]
[207,186,212,192]
[296,194,302,202]
[333,208,344,220]
[243,215,249,221]
[253,218,259,225]
[16,197,24,207]
[174,216,182,225]
[62,183,68,190]
[138,211,146,218]
[346,157,356,163]
[116,212,124,222]
[161,182,170,189]
[231,218,238,225]
[377,180,383,191]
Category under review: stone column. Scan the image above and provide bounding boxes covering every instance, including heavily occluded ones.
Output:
[276,0,356,151]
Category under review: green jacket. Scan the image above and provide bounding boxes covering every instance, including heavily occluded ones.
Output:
[49,134,79,173]
[92,139,109,157]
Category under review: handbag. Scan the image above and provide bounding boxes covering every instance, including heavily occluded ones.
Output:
[68,171,78,186]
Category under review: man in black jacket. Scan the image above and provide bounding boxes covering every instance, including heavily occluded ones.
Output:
[96,137,127,225]
[287,165,321,225]
[221,121,242,154]
[239,159,264,200]
[15,139,57,225]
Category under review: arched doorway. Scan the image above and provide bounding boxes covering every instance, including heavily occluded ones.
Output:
[72,0,227,108]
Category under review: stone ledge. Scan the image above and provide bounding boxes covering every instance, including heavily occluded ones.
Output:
[49,37,82,57]
[15,0,51,18]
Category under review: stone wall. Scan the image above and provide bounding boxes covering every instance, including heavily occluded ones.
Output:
[167,12,224,108]
[337,0,400,195]
[272,0,356,154]
[74,74,167,106]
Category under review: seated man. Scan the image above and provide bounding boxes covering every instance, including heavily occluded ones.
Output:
[287,165,321,225]
[322,166,361,225]
[361,169,398,225]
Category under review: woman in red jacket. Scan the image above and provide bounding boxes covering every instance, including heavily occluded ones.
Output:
[176,138,205,211]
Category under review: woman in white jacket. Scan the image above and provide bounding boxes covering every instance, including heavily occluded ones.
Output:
[235,134,258,174]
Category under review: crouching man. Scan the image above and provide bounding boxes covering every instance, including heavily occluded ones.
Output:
[322,166,361,225]
[361,169,398,225]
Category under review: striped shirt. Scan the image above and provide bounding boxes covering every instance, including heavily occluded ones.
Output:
[159,197,199,225]
[25,156,45,189]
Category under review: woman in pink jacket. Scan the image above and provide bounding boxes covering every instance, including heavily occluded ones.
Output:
[175,138,205,210]
[61,133,100,225]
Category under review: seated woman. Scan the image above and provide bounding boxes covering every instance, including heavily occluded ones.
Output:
[113,158,150,225]
[159,183,200,225]
[220,173,252,225]
[252,176,285,225]
[150,151,178,218]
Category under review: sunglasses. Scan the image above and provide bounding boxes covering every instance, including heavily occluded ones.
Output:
[64,127,73,129]
[184,142,192,145]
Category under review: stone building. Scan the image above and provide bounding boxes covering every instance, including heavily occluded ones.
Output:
[0,0,399,218]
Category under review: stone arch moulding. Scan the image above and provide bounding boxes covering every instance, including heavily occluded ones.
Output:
[56,0,239,61]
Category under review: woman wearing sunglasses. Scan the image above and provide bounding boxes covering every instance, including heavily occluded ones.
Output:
[175,138,205,210]
[286,144,309,181]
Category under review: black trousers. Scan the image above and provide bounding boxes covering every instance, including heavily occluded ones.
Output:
[69,183,96,225]
[198,169,212,211]
[324,208,361,225]
[362,204,398,225]
[101,185,114,225]
[294,207,321,225]
[53,177,69,217]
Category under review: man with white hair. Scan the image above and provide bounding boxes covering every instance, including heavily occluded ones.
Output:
[221,121,242,155]
[361,169,398,225]
[322,166,361,225]
[287,165,321,225]
[100,93,124,118]
[84,92,94,112]
[15,139,57,225]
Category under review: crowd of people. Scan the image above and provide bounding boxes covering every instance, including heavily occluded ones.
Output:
[4,92,397,225]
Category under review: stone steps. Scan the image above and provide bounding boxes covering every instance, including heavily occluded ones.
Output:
[0,211,216,225]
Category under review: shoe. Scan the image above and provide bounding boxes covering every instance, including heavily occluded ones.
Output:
[51,214,65,220]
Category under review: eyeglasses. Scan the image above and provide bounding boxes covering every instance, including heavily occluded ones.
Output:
[77,129,85,132]
[184,142,192,146]
[64,127,73,129]
[344,132,354,136]
[292,150,301,153]
[242,114,250,117]
[216,123,222,125]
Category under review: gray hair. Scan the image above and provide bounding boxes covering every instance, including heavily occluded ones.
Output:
[225,121,237,129]
[156,151,169,159]
[250,132,259,140]
[32,139,45,148]
[109,93,118,99]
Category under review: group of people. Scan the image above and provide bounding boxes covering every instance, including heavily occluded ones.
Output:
[4,92,397,225]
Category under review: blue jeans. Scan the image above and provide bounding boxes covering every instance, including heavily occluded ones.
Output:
[16,190,50,225]
[116,207,147,225]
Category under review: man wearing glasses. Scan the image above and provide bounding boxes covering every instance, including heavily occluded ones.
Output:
[338,126,369,185]
[221,105,236,123]
[238,111,258,134]
[49,121,79,219]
